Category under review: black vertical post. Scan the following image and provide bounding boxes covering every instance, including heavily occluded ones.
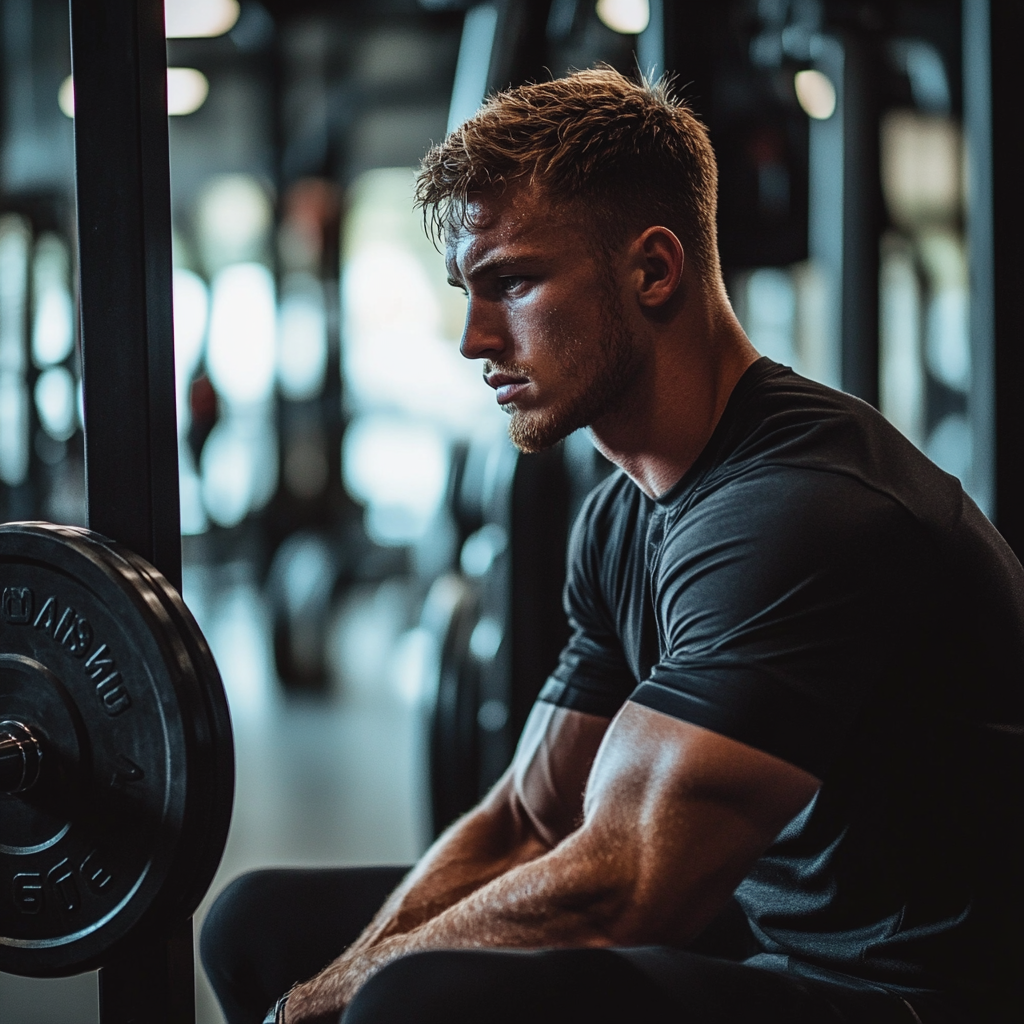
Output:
[964,0,1024,553]
[68,1,191,1021]
[636,0,664,80]
[809,32,880,405]
[98,919,196,1024]
[69,0,181,590]
[836,35,879,408]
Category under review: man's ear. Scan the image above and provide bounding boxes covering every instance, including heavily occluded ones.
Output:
[633,226,684,309]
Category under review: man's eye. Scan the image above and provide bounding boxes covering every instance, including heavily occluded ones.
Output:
[498,276,526,294]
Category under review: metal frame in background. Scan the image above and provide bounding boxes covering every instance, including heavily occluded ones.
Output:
[70,0,181,590]
[964,0,1024,552]
[68,1,191,1022]
[808,30,880,405]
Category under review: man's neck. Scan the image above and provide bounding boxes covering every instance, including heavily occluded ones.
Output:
[589,289,759,499]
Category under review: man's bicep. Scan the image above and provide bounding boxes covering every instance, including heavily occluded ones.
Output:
[510,702,613,848]
[577,702,820,944]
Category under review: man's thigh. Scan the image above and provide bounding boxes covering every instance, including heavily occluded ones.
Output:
[622,947,927,1024]
[342,947,678,1024]
[201,865,409,1024]
[343,945,923,1024]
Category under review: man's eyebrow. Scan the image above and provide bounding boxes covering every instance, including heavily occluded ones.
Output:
[463,252,539,282]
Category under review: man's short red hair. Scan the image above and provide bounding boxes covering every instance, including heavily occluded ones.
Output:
[415,67,721,284]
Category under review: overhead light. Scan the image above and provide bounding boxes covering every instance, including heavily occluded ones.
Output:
[595,0,650,35]
[58,68,209,118]
[165,0,240,38]
[794,69,837,120]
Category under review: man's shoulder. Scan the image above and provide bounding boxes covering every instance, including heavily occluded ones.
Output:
[718,362,906,469]
[694,363,965,533]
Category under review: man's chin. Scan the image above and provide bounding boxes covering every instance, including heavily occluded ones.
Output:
[506,408,574,454]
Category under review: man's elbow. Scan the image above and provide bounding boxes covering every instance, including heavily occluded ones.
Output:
[552,838,705,948]
[590,866,743,949]
[586,886,697,947]
[547,833,647,946]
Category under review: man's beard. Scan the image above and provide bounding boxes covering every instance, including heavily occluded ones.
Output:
[501,294,640,454]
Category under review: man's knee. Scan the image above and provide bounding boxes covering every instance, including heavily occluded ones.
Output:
[200,871,280,986]
[203,867,410,1024]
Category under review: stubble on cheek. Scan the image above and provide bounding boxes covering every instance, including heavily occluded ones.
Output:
[505,322,589,454]
[505,295,639,454]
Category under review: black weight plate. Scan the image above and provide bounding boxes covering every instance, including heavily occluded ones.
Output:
[0,523,215,976]
[27,526,235,947]
[426,575,482,837]
[103,541,234,921]
[53,527,235,922]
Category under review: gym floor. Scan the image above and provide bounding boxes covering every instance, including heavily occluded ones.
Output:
[0,558,428,1024]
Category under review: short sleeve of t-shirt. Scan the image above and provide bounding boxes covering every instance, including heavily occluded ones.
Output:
[542,463,937,779]
[538,481,639,719]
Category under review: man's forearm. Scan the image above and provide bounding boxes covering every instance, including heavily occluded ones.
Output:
[284,705,615,1023]
[283,788,559,1024]
[286,829,624,1023]
[374,838,619,952]
[348,811,548,954]
[342,795,548,958]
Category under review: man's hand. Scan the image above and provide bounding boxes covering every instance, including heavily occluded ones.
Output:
[280,945,374,1024]
[282,702,819,1021]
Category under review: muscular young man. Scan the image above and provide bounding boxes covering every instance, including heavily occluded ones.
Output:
[202,69,1023,1024]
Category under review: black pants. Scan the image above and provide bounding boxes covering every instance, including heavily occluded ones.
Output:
[200,867,946,1024]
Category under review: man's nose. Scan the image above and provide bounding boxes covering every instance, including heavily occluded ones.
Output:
[459,300,507,361]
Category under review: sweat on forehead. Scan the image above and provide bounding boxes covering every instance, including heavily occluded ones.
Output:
[443,186,598,251]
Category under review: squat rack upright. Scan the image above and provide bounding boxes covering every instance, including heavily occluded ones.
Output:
[69,1,191,1021]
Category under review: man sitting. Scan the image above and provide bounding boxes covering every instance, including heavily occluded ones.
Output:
[202,68,1023,1024]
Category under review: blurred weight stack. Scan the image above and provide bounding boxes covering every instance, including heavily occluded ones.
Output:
[424,431,612,836]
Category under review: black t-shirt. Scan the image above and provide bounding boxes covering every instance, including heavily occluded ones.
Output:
[539,359,1023,1010]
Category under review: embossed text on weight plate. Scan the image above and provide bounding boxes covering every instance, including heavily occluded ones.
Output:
[1,587,133,716]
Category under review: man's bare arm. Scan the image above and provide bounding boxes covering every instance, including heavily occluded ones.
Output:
[286,702,820,1022]
[286,703,610,1007]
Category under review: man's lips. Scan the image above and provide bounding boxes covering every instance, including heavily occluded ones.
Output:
[485,373,530,405]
